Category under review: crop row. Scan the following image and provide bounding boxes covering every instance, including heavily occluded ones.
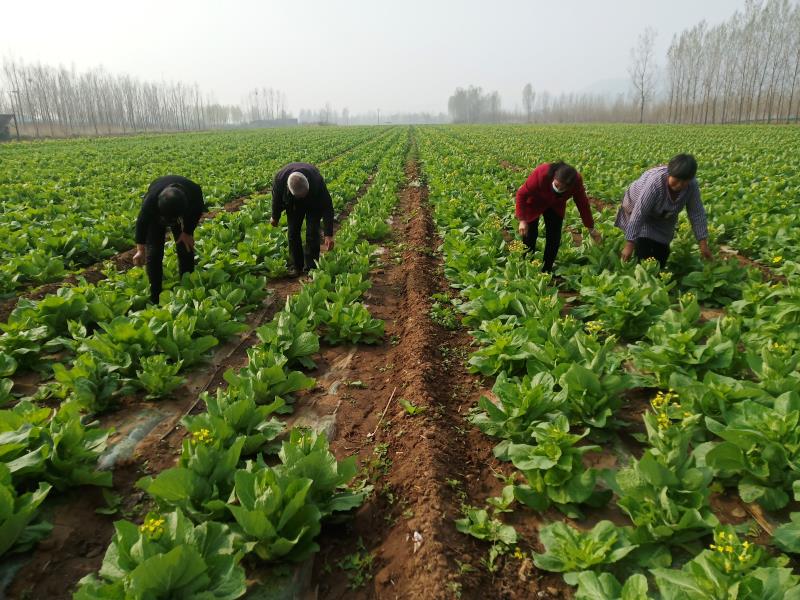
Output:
[417,126,800,598]
[0,126,391,294]
[438,124,800,265]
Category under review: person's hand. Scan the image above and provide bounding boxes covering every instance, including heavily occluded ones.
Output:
[621,241,635,262]
[177,232,195,251]
[699,239,713,261]
[589,228,602,245]
[323,236,334,252]
[517,221,529,237]
[133,249,146,266]
[270,217,279,227]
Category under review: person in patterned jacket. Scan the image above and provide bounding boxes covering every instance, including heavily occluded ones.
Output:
[615,153,713,267]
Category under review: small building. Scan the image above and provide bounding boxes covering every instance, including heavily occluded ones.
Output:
[248,117,299,128]
[0,114,13,140]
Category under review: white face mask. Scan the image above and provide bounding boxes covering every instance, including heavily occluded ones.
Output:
[552,182,564,194]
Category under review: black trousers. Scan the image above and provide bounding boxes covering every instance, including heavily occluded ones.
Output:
[286,203,323,271]
[521,208,564,272]
[635,237,671,268]
[145,222,195,303]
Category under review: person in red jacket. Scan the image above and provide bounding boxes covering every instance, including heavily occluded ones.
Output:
[515,161,601,272]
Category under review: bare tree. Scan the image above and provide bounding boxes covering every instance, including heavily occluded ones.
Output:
[522,83,535,122]
[629,26,658,123]
[0,57,292,137]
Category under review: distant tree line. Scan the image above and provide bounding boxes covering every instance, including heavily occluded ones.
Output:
[449,0,800,124]
[447,85,642,124]
[447,87,503,123]
[297,105,447,126]
[0,58,290,137]
[664,0,800,124]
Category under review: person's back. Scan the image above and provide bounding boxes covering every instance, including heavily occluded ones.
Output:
[133,175,206,302]
[271,163,335,276]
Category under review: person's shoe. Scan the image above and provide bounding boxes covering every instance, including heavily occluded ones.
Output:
[286,266,301,278]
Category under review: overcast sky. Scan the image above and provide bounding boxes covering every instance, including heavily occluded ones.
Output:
[3,0,746,115]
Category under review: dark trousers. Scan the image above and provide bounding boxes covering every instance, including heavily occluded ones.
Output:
[286,203,322,271]
[635,237,671,268]
[146,223,195,303]
[522,208,564,272]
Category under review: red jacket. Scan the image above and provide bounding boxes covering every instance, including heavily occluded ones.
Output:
[515,163,595,228]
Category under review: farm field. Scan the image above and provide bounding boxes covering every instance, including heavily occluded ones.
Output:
[1,123,799,599]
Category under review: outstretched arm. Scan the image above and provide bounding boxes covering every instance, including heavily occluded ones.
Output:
[271,174,285,226]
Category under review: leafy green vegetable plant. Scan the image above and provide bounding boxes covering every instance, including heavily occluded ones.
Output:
[74,510,246,600]
[318,300,384,345]
[507,416,609,517]
[227,466,321,563]
[532,520,638,585]
[701,395,800,510]
[455,505,517,573]
[182,388,284,456]
[0,463,52,557]
[136,355,185,399]
[256,312,319,369]
[651,527,799,599]
[138,436,245,521]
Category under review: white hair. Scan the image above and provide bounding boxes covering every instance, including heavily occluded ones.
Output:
[287,172,310,198]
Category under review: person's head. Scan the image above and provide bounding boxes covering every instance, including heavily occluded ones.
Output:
[548,161,578,194]
[667,153,697,193]
[157,185,187,224]
[287,172,310,199]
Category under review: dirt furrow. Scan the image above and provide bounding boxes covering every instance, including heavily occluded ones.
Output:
[300,151,498,599]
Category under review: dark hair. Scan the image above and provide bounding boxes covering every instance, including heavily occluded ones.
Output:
[157,185,187,220]
[548,161,578,187]
[667,154,697,181]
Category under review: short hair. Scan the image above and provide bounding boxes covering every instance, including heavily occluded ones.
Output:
[287,172,310,198]
[668,154,697,180]
[157,185,187,220]
[548,161,578,187]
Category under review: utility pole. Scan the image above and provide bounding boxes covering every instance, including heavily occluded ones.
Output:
[23,78,39,138]
[9,90,21,140]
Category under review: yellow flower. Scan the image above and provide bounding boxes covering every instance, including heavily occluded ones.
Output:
[586,321,604,335]
[772,256,782,264]
[725,545,734,553]
[509,240,525,254]
[513,547,525,560]
[139,516,166,539]
[191,428,213,445]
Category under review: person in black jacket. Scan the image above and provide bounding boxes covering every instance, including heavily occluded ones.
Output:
[132,176,206,303]
[270,163,335,276]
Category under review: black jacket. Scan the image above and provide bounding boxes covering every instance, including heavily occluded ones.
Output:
[135,176,206,244]
[271,163,334,236]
